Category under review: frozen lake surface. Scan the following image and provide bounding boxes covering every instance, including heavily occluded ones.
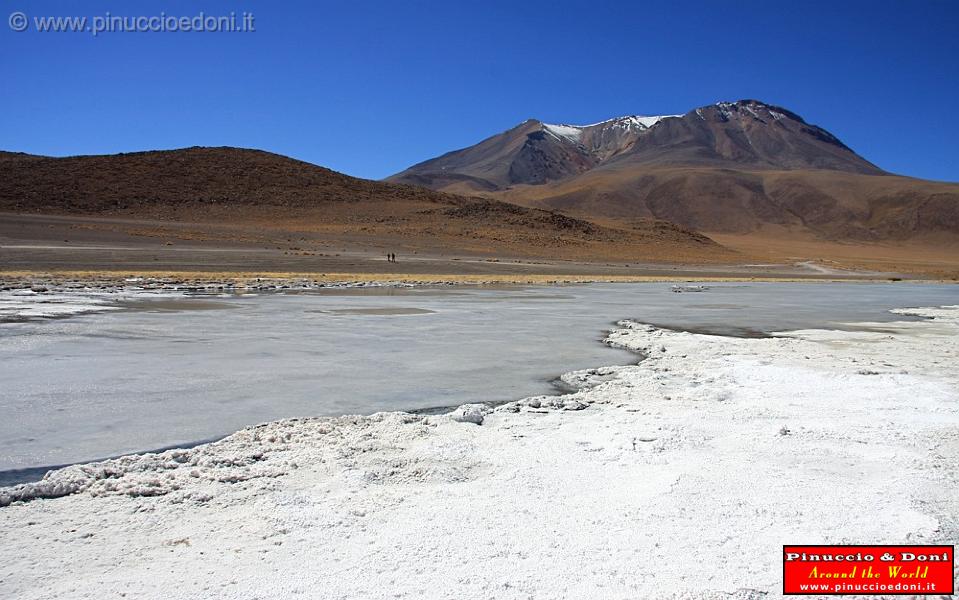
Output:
[1,282,957,478]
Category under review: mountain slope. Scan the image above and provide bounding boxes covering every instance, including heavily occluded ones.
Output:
[389,100,959,240]
[502,166,959,240]
[389,115,683,193]
[0,147,460,212]
[0,147,732,262]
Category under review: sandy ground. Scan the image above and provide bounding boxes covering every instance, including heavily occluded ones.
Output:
[4,212,953,281]
[711,228,959,281]
[1,305,957,599]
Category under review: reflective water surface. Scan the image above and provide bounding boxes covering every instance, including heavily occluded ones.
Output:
[1,282,956,476]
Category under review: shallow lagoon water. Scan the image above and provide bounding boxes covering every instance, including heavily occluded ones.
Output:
[1,282,957,476]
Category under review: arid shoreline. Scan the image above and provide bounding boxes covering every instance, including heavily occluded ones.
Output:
[2,271,953,290]
[4,212,957,282]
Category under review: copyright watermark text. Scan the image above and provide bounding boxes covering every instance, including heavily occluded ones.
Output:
[8,11,255,35]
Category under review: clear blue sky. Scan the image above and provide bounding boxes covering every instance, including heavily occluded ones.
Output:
[2,0,957,182]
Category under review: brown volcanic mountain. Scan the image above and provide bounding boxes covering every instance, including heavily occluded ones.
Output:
[389,100,959,241]
[0,147,729,262]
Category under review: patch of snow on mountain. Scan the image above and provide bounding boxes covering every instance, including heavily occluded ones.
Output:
[542,123,583,143]
[626,115,681,128]
[578,115,681,130]
[542,114,681,138]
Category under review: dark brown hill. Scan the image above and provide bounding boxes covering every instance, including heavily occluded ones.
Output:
[0,146,732,262]
[0,147,459,212]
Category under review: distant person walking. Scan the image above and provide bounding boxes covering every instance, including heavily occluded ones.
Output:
[386,252,396,263]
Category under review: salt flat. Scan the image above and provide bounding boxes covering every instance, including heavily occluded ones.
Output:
[1,304,957,599]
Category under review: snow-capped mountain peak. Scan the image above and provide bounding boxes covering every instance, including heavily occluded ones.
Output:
[389,99,882,196]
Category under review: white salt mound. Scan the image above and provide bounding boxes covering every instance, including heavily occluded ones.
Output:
[449,403,489,425]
